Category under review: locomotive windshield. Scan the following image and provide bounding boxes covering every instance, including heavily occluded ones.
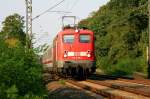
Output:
[63,35,74,43]
[80,34,90,43]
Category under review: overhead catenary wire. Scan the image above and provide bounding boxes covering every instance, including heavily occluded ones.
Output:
[32,0,66,21]
[69,0,79,12]
[63,0,79,16]
[33,0,79,46]
[60,0,80,26]
[48,10,71,14]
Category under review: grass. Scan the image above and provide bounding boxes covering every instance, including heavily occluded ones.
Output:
[59,79,66,85]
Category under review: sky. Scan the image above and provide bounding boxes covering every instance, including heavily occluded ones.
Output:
[0,0,109,47]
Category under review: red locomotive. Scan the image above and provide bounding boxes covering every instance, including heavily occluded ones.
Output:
[42,17,96,79]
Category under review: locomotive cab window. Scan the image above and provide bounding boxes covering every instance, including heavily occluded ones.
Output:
[80,34,91,43]
[63,35,74,43]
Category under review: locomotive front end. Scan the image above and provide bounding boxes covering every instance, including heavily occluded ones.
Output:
[60,29,96,78]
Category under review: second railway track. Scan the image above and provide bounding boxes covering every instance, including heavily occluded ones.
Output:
[65,79,150,99]
[86,79,150,97]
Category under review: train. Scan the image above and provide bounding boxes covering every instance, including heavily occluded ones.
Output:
[42,25,96,79]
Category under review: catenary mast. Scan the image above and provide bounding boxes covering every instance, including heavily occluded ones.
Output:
[25,0,32,49]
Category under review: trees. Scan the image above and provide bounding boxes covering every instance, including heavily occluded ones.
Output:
[1,13,26,45]
[79,0,148,76]
[0,14,47,98]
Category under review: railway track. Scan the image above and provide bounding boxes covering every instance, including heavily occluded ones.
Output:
[44,73,150,99]
[86,79,150,97]
[118,78,150,85]
[65,79,150,99]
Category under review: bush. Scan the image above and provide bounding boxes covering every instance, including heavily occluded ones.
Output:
[0,39,47,98]
[105,57,146,76]
[0,13,47,98]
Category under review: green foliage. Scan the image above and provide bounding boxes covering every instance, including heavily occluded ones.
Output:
[1,13,26,45]
[34,44,49,55]
[59,79,66,85]
[6,85,18,99]
[107,57,145,76]
[0,14,47,98]
[0,39,46,98]
[79,0,148,76]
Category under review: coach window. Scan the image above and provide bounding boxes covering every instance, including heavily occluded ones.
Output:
[80,34,90,43]
[63,35,74,43]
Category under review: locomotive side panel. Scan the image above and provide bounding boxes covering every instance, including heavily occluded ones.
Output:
[52,36,57,72]
[56,35,64,68]
[53,35,64,70]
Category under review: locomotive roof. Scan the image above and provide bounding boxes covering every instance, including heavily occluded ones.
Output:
[58,28,93,35]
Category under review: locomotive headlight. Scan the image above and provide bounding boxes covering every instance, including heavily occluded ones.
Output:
[64,51,68,58]
[75,29,79,33]
[87,54,91,57]
[87,50,91,57]
[64,54,67,58]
